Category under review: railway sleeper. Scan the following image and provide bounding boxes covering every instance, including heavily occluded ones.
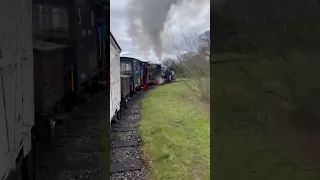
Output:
[110,160,142,173]
[111,123,140,129]
[111,140,139,148]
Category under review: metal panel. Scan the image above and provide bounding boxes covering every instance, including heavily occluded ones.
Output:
[77,46,89,83]
[120,58,132,76]
[74,0,99,85]
[120,75,131,99]
[110,34,121,122]
[141,62,149,85]
[86,0,99,79]
[120,57,142,89]
[133,59,141,87]
[74,0,91,85]
[149,63,161,82]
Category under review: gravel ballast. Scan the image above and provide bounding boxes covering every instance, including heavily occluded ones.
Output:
[110,91,150,180]
[111,131,140,142]
[110,147,141,163]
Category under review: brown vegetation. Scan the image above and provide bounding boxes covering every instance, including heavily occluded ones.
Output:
[163,30,210,102]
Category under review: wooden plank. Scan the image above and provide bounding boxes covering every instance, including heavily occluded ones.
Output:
[110,160,141,173]
[111,141,139,148]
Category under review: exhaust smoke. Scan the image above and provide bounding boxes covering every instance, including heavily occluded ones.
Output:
[125,0,208,63]
[126,0,185,63]
[157,76,165,85]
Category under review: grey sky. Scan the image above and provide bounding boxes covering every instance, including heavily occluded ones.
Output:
[110,0,210,63]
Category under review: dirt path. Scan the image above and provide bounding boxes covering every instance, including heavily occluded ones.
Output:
[110,90,151,180]
[34,91,109,180]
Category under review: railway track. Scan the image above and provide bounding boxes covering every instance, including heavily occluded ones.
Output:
[110,90,150,180]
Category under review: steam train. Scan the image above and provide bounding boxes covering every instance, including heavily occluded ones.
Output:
[0,0,110,179]
[0,0,172,178]
[117,57,164,112]
[1,0,108,179]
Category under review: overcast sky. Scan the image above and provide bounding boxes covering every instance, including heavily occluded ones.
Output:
[110,0,210,63]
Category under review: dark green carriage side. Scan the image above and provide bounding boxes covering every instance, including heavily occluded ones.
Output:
[134,59,142,88]
[73,0,99,87]
[120,57,141,90]
[149,63,161,83]
[120,57,133,86]
[120,74,131,99]
[161,65,167,78]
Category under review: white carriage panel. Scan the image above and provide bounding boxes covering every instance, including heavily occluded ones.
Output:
[110,42,116,121]
[109,35,121,122]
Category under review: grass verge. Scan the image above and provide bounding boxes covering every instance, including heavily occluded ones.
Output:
[140,81,210,180]
[212,54,320,180]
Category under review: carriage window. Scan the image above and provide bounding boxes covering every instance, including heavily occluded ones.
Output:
[33,4,69,41]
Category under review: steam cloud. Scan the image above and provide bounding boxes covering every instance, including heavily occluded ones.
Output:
[125,0,181,62]
[125,0,209,62]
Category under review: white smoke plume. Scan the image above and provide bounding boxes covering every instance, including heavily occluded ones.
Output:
[125,0,209,63]
[125,0,182,62]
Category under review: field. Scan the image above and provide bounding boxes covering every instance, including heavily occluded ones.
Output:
[211,55,320,180]
[140,81,210,180]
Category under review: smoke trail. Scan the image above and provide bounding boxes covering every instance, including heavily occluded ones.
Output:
[126,0,209,63]
[126,0,181,62]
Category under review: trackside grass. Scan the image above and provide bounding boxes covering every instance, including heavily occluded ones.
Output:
[140,81,210,180]
[211,58,320,180]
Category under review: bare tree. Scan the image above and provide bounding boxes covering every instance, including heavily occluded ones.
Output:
[162,58,175,68]
[172,31,210,102]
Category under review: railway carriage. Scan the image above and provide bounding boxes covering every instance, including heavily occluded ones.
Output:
[120,57,142,93]
[140,61,151,90]
[110,33,122,122]
[0,0,34,179]
[0,0,113,179]
[149,63,161,85]
[120,74,131,108]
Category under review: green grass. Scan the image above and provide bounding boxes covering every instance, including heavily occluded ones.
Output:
[140,81,210,180]
[211,55,320,180]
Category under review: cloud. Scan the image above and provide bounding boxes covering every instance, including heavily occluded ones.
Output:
[110,0,209,63]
